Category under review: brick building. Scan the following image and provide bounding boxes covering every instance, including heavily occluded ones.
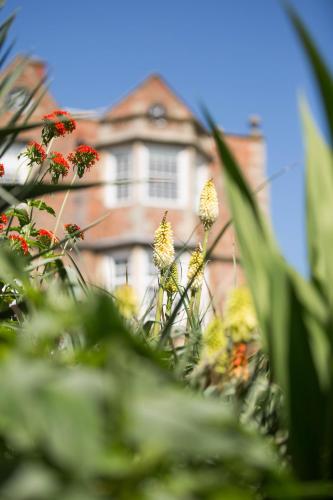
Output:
[0,58,267,315]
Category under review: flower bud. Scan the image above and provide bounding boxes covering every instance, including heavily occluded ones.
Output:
[153,212,175,271]
[187,245,204,291]
[164,262,179,295]
[114,284,139,319]
[199,179,219,230]
[201,316,228,373]
[224,287,257,343]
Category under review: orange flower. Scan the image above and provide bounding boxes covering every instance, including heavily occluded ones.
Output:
[68,145,99,178]
[9,234,29,255]
[42,109,76,145]
[22,141,47,166]
[49,152,70,184]
[64,223,84,240]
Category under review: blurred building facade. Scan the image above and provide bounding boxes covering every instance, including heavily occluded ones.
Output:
[0,58,267,313]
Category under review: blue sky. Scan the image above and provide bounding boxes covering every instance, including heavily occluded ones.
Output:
[2,0,333,274]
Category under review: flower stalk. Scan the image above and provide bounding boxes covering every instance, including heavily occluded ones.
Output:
[151,212,175,338]
[152,272,165,338]
[194,179,219,319]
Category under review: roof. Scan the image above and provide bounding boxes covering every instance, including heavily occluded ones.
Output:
[104,73,200,123]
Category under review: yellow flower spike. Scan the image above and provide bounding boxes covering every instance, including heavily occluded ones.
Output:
[201,316,228,373]
[223,286,258,343]
[187,245,204,291]
[164,262,179,295]
[114,284,139,319]
[199,178,219,231]
[153,211,175,271]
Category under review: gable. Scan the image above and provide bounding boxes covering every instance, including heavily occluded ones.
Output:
[105,74,195,121]
[0,56,58,127]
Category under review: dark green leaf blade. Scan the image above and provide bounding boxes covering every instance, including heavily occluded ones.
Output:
[301,99,333,313]
[206,110,329,479]
[285,4,333,146]
[0,181,105,211]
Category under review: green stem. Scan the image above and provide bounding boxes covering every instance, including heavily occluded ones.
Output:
[52,172,77,244]
[185,289,196,342]
[152,274,165,338]
[166,293,173,318]
[194,229,209,319]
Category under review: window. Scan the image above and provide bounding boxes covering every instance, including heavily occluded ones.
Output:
[103,146,132,208]
[0,143,27,184]
[112,254,131,288]
[115,149,131,200]
[142,250,158,318]
[5,87,32,113]
[148,145,178,200]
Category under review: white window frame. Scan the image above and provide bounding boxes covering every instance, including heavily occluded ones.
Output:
[141,248,158,318]
[195,153,210,213]
[104,145,133,208]
[103,251,132,290]
[0,142,29,184]
[141,143,189,208]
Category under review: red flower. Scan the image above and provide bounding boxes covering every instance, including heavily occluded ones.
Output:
[9,234,29,255]
[230,342,249,381]
[0,164,5,177]
[49,152,70,184]
[0,214,8,232]
[38,229,53,238]
[21,141,47,166]
[68,145,99,178]
[42,109,76,145]
[64,223,84,240]
[38,228,57,246]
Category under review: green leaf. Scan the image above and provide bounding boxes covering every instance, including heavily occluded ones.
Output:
[0,181,105,212]
[301,100,333,312]
[0,120,44,138]
[206,111,330,479]
[7,207,29,226]
[285,4,333,146]
[0,13,15,56]
[27,199,55,216]
[0,56,26,103]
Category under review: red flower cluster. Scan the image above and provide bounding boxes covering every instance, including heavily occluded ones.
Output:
[64,223,84,240]
[0,213,8,231]
[22,141,47,166]
[42,109,76,145]
[230,343,249,381]
[49,152,70,184]
[38,228,57,246]
[68,145,99,178]
[9,234,29,255]
[0,163,5,177]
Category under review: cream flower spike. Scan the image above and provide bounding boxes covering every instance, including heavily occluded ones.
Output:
[224,286,257,343]
[153,211,175,271]
[164,262,179,295]
[114,284,139,319]
[187,245,204,291]
[199,178,219,230]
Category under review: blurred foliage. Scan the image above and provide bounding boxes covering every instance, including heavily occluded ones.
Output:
[0,3,332,500]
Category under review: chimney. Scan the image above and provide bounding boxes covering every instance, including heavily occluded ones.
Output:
[248,114,262,137]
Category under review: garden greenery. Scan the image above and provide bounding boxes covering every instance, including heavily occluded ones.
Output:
[0,4,332,499]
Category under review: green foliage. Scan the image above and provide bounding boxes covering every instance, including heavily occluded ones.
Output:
[0,263,281,499]
[27,199,56,216]
[207,3,333,485]
[0,3,333,499]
